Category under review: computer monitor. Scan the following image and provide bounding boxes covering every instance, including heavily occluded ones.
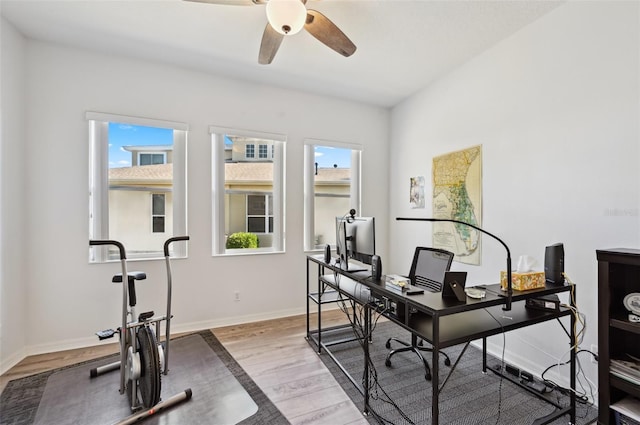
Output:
[335,215,376,271]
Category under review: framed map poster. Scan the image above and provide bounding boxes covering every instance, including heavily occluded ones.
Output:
[432,145,482,265]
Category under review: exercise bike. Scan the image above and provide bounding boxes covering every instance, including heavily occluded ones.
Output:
[89,237,192,424]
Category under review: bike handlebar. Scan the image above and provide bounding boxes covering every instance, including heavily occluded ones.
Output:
[164,236,190,257]
[90,240,126,260]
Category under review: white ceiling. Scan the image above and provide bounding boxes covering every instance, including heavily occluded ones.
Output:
[1,0,563,107]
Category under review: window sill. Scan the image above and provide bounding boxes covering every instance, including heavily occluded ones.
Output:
[214,248,285,257]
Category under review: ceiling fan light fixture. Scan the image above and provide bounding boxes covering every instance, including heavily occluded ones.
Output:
[266,0,307,35]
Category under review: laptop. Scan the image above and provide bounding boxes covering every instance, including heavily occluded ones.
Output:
[441,271,467,302]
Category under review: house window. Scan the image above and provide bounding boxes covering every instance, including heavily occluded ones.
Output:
[247,194,273,233]
[152,194,165,233]
[303,141,361,251]
[245,144,255,159]
[258,144,268,159]
[140,153,166,165]
[211,128,285,255]
[87,112,188,262]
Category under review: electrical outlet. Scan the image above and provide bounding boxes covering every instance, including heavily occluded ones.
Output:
[591,344,598,363]
[234,291,240,301]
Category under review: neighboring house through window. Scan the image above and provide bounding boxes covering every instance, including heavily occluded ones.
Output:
[211,128,285,255]
[87,112,188,261]
[303,141,361,251]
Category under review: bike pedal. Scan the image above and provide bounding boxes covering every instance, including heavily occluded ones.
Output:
[96,329,116,340]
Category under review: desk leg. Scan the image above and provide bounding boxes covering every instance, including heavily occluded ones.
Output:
[570,296,576,424]
[363,304,370,415]
[317,266,323,354]
[432,314,440,425]
[306,259,310,341]
[482,337,487,372]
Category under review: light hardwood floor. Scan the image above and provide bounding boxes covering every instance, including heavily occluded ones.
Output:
[0,310,369,425]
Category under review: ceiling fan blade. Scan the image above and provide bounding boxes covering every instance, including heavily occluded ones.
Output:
[259,23,285,65]
[183,0,266,6]
[304,10,356,58]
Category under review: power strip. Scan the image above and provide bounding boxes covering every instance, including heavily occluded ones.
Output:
[491,363,548,394]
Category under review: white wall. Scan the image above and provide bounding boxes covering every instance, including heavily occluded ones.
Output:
[389,0,639,396]
[0,18,28,373]
[0,37,389,368]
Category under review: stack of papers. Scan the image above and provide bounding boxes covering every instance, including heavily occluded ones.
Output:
[611,396,640,423]
[385,275,410,293]
[611,357,640,386]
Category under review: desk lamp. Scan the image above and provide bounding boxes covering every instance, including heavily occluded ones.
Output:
[396,217,513,311]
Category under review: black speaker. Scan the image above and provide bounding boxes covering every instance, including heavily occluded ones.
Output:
[323,244,331,263]
[544,243,564,285]
[371,255,382,280]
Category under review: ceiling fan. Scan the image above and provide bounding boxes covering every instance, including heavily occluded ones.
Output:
[185,0,357,65]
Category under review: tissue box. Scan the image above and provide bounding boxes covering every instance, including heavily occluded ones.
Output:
[500,271,546,291]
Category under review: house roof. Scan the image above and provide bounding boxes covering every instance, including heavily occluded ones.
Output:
[122,145,173,152]
[224,163,350,184]
[108,163,350,184]
[315,167,351,184]
[224,162,272,182]
[109,163,172,183]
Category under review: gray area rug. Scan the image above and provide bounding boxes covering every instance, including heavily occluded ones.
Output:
[1,330,288,425]
[318,321,597,425]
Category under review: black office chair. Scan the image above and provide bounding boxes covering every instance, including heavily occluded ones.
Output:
[384,246,455,380]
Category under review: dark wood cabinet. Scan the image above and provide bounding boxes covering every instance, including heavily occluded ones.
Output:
[597,248,640,424]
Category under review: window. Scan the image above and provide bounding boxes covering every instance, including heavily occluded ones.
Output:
[245,144,255,159]
[304,141,361,251]
[87,112,188,262]
[152,194,166,233]
[258,144,268,159]
[211,128,285,255]
[140,153,166,166]
[247,194,273,233]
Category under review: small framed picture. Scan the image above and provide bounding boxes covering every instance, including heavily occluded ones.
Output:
[410,176,425,209]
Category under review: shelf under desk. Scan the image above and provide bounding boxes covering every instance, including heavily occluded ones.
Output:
[407,301,573,349]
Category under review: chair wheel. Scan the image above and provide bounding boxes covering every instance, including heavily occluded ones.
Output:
[445,358,451,366]
[385,359,391,367]
[425,372,432,381]
[385,341,391,349]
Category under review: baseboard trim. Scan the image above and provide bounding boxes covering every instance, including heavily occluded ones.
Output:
[5,307,308,369]
[0,347,27,376]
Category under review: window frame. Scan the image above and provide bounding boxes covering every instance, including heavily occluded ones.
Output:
[87,112,188,262]
[210,126,286,256]
[303,139,362,252]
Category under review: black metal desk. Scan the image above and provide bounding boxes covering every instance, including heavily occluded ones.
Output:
[306,254,577,425]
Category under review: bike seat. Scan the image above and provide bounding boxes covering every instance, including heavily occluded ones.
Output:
[112,271,147,283]
[138,311,155,322]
